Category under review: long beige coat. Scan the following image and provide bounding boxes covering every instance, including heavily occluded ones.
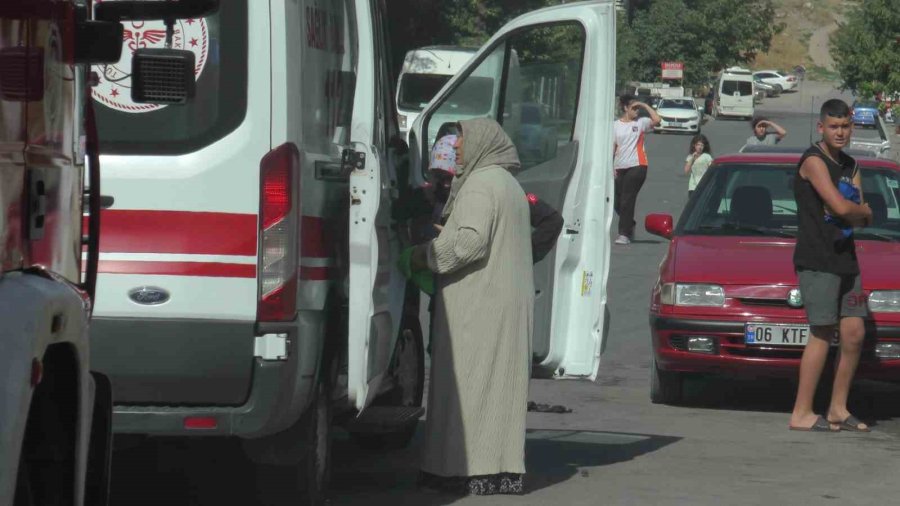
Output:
[421,163,534,477]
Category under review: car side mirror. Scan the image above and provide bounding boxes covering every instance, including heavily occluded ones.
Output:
[645,213,674,240]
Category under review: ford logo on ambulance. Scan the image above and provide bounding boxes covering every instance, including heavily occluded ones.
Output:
[128,286,170,306]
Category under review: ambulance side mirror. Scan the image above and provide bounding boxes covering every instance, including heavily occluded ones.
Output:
[95,0,220,105]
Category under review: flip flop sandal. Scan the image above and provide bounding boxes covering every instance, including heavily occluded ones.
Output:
[831,414,871,432]
[789,415,839,432]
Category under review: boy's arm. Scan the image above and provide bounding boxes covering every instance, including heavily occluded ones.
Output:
[850,167,871,227]
[801,156,871,221]
[767,120,787,140]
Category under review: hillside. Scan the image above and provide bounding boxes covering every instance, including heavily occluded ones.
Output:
[752,0,853,78]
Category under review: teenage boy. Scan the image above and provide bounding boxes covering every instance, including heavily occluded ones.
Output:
[745,117,787,146]
[789,99,873,432]
[613,95,660,245]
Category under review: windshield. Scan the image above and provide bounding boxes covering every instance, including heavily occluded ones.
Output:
[678,163,900,242]
[853,101,878,109]
[93,1,248,155]
[398,73,453,111]
[659,99,695,109]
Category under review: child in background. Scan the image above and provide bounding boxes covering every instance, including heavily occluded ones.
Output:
[683,134,713,197]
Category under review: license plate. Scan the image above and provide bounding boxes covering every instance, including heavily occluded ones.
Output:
[745,323,812,346]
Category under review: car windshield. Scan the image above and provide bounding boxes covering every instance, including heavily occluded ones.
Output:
[93,1,248,155]
[398,73,453,111]
[678,163,900,242]
[854,101,878,109]
[659,99,695,109]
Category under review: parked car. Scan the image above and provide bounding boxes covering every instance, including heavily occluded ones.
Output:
[852,100,880,128]
[753,75,780,97]
[645,152,900,405]
[752,70,798,93]
[654,97,702,134]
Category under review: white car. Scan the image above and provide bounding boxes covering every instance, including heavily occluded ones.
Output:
[752,70,798,92]
[655,98,702,133]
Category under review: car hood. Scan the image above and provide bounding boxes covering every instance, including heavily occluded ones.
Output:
[672,235,900,289]
[658,108,699,119]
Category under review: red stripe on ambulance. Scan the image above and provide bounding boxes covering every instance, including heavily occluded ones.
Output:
[98,260,256,278]
[98,210,257,255]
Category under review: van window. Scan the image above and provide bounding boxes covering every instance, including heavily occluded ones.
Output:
[93,1,248,155]
[398,74,452,111]
[721,80,752,97]
[502,23,585,169]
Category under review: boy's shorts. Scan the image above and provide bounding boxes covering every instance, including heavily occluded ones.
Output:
[797,270,867,326]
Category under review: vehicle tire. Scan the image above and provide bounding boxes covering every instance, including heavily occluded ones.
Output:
[84,372,113,506]
[349,311,425,451]
[650,355,683,405]
[773,84,783,95]
[300,374,333,506]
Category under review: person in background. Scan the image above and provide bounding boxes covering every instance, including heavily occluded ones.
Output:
[410,118,533,495]
[683,134,713,198]
[613,94,660,245]
[745,117,787,146]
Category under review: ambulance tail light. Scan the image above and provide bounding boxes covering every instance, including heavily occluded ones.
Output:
[258,143,299,322]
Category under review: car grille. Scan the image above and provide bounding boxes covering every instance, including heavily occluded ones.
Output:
[670,335,688,350]
[736,297,792,308]
[661,116,689,123]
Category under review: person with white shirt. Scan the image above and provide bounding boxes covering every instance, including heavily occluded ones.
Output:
[683,134,713,197]
[613,95,661,245]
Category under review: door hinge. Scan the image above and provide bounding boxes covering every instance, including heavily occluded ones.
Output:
[254,334,289,361]
[341,147,366,174]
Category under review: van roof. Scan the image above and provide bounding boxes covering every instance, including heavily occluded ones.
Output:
[722,66,752,75]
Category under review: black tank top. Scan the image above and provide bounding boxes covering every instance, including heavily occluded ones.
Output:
[793,143,859,275]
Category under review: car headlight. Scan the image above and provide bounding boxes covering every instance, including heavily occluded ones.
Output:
[660,283,726,306]
[868,291,900,312]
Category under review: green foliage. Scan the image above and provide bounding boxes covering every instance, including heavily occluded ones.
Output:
[617,0,783,87]
[444,0,565,47]
[830,0,900,96]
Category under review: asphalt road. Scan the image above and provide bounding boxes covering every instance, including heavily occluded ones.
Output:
[109,82,900,506]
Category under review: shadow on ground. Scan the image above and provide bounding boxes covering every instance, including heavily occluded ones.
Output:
[109,426,680,506]
[666,373,900,429]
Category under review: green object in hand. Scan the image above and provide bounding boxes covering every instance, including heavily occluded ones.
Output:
[398,246,434,295]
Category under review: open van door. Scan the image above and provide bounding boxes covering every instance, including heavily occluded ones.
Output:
[408,2,616,380]
[346,0,406,411]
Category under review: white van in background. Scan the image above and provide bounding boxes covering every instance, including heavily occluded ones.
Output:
[713,66,754,119]
[396,46,477,139]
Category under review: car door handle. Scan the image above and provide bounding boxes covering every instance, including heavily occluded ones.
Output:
[100,195,114,208]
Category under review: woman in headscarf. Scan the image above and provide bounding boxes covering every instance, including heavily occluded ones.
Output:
[410,118,534,495]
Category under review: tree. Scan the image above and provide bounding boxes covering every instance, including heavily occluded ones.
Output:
[617,0,782,88]
[444,0,564,47]
[830,0,900,97]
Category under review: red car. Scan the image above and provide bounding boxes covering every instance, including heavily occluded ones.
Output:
[646,153,900,404]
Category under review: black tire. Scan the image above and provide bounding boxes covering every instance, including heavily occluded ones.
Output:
[650,355,683,405]
[85,372,113,506]
[300,375,333,506]
[773,84,783,95]
[349,312,425,451]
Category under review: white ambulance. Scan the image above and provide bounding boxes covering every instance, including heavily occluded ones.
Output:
[89,0,616,501]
